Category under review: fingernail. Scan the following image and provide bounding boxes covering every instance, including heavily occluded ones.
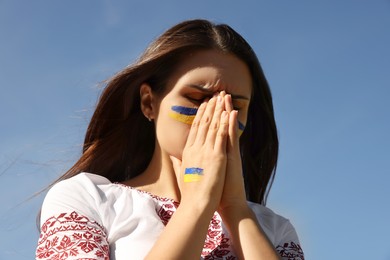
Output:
[226,94,232,103]
[217,95,222,103]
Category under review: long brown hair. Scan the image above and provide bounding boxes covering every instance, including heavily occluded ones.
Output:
[54,19,278,205]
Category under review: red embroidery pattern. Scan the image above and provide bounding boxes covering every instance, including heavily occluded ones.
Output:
[156,198,236,259]
[276,242,304,260]
[203,214,235,259]
[156,198,180,226]
[36,211,109,260]
[115,184,304,260]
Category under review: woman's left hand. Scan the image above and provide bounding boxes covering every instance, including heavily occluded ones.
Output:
[218,93,248,213]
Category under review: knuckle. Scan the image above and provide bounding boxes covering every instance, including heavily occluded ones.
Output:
[201,116,211,125]
[191,120,200,128]
[217,130,228,138]
[210,122,219,130]
[197,105,206,114]
[215,105,223,112]
[220,121,229,126]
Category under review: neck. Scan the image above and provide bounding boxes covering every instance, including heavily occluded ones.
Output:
[123,143,181,202]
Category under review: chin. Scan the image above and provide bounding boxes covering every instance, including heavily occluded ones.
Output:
[172,152,183,161]
[167,149,183,161]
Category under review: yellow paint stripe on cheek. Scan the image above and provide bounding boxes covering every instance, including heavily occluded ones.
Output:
[169,105,246,137]
[238,121,245,136]
[168,112,195,125]
[169,106,197,125]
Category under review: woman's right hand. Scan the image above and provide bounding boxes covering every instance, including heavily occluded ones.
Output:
[146,95,230,260]
[172,95,230,212]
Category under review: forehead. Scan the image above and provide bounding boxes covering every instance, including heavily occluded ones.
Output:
[167,50,252,98]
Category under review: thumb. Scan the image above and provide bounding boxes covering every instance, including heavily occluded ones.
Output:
[169,155,182,176]
[170,156,183,191]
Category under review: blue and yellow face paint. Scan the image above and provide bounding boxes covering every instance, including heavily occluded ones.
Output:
[169,106,198,125]
[184,167,204,182]
[238,121,245,136]
[169,105,246,136]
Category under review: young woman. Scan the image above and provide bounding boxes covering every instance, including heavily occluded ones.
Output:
[36,19,304,260]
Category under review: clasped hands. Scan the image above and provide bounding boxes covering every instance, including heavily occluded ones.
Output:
[170,91,248,216]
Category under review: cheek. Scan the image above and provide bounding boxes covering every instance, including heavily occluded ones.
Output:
[162,124,190,159]
[238,120,245,137]
[155,106,193,158]
[167,105,195,156]
[237,110,248,136]
[168,105,197,125]
[169,105,247,136]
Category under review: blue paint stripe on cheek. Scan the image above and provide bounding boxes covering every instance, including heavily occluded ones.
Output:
[238,121,245,131]
[171,106,198,115]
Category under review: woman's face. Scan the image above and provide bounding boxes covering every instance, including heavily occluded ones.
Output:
[153,49,252,159]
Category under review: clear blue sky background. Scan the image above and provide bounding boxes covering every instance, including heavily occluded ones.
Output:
[1,1,389,259]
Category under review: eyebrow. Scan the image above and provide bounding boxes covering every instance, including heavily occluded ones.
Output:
[187,84,250,100]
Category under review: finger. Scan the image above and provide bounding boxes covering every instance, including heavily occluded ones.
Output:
[228,110,239,153]
[224,94,234,112]
[186,101,207,147]
[195,96,217,145]
[214,111,229,152]
[205,95,225,145]
[218,91,226,107]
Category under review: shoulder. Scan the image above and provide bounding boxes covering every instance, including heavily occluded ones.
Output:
[247,202,304,259]
[43,173,112,209]
[48,172,111,190]
[40,173,162,227]
[40,173,118,226]
[45,172,111,198]
[247,201,301,247]
[247,201,290,228]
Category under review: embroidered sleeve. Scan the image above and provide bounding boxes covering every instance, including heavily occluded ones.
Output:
[276,241,304,260]
[275,219,304,260]
[36,211,109,260]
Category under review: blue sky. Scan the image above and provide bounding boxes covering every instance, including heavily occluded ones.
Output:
[1,1,389,259]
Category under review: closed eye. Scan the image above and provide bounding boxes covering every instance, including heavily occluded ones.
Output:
[187,97,204,103]
[186,95,212,104]
[232,99,247,111]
